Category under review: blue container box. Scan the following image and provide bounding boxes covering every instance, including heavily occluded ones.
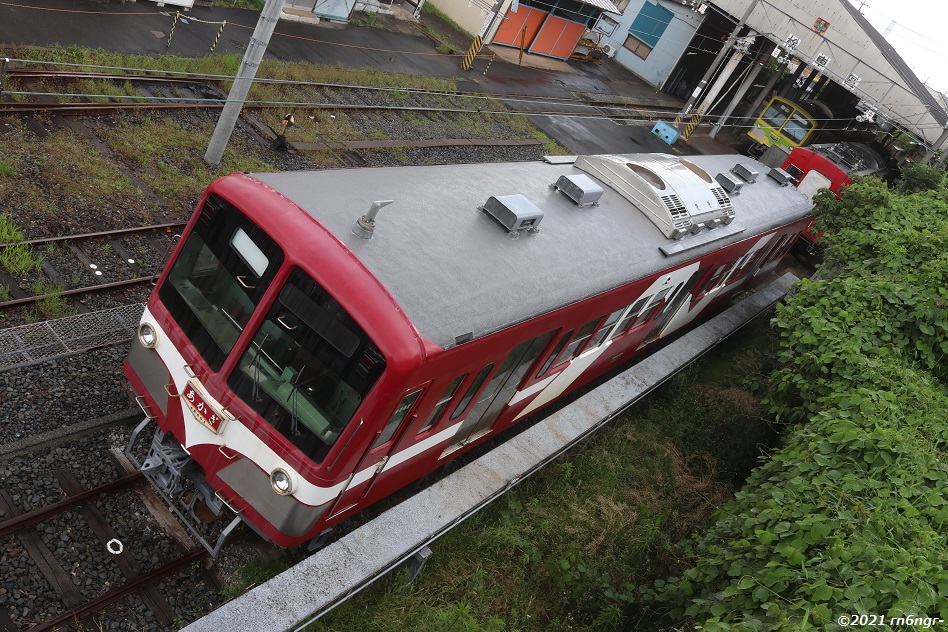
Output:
[651,121,681,145]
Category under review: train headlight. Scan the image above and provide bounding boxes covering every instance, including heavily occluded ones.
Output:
[138,322,159,349]
[270,467,297,495]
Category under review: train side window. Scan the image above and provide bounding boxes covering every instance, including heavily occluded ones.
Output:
[698,262,734,295]
[630,287,670,329]
[418,375,466,434]
[371,388,424,450]
[761,235,790,265]
[450,364,494,421]
[611,295,651,340]
[586,307,625,349]
[536,329,574,377]
[551,317,600,367]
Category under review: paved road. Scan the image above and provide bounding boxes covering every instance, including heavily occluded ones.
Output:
[0,0,734,155]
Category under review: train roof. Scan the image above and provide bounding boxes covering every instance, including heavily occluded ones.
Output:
[252,154,811,348]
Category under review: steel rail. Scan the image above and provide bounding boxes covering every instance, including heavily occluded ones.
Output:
[6,68,207,85]
[0,276,157,309]
[27,547,209,632]
[0,222,185,249]
[4,67,630,108]
[0,471,143,537]
[0,99,659,122]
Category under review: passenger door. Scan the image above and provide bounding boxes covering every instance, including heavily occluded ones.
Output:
[446,331,555,451]
[326,384,426,520]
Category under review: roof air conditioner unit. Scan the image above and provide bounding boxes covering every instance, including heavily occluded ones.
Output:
[481,194,543,237]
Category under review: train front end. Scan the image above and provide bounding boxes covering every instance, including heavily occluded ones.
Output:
[123,174,413,554]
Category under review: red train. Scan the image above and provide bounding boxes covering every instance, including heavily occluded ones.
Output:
[779,141,892,244]
[124,153,813,553]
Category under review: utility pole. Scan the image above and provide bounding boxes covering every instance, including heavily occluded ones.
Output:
[708,41,775,139]
[205,0,287,166]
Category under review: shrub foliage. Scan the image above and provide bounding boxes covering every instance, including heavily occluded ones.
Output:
[644,176,948,629]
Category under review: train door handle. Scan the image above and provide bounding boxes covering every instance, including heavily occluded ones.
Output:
[277,316,297,331]
[374,456,389,474]
[236,275,255,290]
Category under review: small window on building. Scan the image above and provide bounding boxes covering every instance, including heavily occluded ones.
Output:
[625,1,673,59]
[418,375,466,434]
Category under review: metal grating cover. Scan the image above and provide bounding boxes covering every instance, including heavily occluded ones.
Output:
[0,303,143,372]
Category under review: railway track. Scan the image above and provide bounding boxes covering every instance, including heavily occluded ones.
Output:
[0,463,215,631]
[0,223,183,311]
[1,66,682,124]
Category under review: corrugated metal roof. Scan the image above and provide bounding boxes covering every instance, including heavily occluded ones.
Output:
[579,0,620,14]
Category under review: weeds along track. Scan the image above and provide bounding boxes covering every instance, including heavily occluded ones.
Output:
[0,224,183,315]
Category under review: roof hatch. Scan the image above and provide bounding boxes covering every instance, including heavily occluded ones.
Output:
[575,154,735,239]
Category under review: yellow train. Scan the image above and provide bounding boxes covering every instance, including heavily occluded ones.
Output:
[747,96,827,149]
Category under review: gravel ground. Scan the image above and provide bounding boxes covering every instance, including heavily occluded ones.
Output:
[0,347,133,445]
[0,426,227,631]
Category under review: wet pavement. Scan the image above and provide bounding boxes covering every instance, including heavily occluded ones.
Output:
[0,0,738,156]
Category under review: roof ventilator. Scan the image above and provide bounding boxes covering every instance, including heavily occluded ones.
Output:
[731,163,759,183]
[352,199,395,239]
[481,194,543,238]
[551,174,603,207]
[574,153,735,240]
[768,167,794,186]
[715,171,744,195]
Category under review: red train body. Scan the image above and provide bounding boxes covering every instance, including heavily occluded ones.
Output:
[124,154,812,552]
[780,142,891,243]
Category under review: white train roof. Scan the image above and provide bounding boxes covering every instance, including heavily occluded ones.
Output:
[252,154,811,348]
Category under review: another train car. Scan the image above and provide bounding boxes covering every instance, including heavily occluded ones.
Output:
[780,141,892,244]
[747,96,825,150]
[124,154,813,553]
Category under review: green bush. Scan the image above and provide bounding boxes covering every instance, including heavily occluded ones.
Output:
[896,162,946,194]
[645,176,948,628]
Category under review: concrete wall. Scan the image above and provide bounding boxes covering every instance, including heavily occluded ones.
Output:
[605,0,702,88]
[427,0,513,41]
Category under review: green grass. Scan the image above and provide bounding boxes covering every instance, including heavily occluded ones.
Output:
[39,130,132,198]
[422,2,474,40]
[305,316,783,631]
[0,213,24,244]
[0,158,15,178]
[99,114,272,206]
[0,242,42,276]
[33,280,73,320]
[221,548,293,599]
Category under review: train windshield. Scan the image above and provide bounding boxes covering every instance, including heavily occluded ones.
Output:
[159,195,284,372]
[228,268,386,463]
[762,101,791,127]
[782,112,814,142]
